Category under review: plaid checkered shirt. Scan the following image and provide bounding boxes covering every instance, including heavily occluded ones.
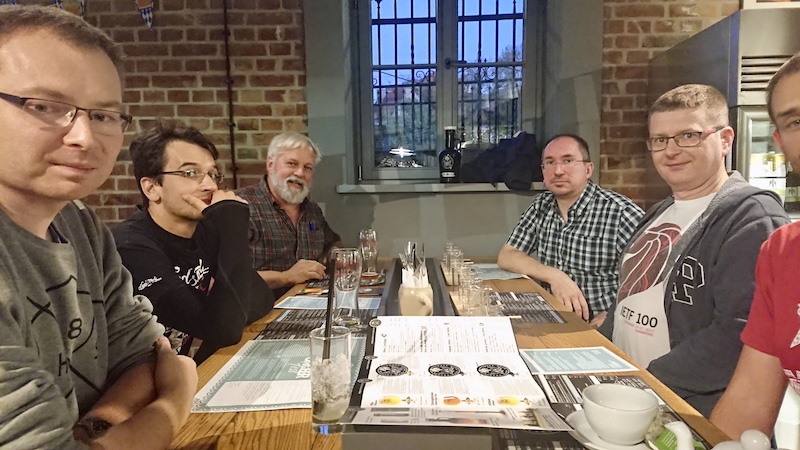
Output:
[505,180,644,315]
[236,176,341,296]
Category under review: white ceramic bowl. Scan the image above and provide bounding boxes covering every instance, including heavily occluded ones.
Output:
[581,383,659,446]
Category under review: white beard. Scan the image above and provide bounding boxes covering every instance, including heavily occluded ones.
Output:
[270,174,309,204]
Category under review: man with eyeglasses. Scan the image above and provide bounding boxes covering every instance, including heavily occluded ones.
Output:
[599,84,789,417]
[498,134,644,325]
[0,5,197,449]
[236,132,342,299]
[711,53,800,440]
[114,120,275,364]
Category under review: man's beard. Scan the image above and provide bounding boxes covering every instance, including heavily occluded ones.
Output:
[270,172,309,204]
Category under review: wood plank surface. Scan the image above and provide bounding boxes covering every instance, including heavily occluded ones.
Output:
[169,268,730,449]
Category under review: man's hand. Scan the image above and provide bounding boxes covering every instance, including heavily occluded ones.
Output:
[589,311,607,328]
[548,270,590,320]
[153,337,197,424]
[285,259,326,285]
[182,190,247,213]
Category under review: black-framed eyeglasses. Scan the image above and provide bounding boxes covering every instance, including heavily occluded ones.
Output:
[646,126,726,152]
[159,169,225,184]
[541,158,590,171]
[0,91,132,135]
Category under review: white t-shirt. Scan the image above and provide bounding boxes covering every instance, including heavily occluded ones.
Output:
[613,193,714,367]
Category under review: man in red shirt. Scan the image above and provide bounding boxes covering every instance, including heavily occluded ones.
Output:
[711,51,800,440]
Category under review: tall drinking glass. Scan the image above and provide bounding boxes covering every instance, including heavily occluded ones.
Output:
[310,326,352,433]
[332,248,363,329]
[359,229,379,275]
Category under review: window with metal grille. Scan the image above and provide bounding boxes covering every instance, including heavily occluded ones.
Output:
[355,0,544,182]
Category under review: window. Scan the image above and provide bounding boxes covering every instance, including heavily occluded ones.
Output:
[355,0,544,182]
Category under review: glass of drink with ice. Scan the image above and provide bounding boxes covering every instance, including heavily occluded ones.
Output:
[310,325,352,433]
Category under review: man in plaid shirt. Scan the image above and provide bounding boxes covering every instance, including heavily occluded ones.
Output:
[498,134,643,326]
[237,132,342,298]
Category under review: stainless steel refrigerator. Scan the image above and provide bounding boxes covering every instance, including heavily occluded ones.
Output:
[648,8,800,208]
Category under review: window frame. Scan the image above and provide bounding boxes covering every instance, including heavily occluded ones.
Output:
[353,0,545,183]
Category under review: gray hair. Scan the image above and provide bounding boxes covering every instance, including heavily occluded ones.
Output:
[0,5,124,73]
[766,52,800,124]
[267,132,322,164]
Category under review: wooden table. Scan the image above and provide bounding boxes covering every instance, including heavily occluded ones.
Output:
[169,275,730,449]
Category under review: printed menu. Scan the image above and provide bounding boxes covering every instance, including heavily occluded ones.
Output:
[345,316,570,431]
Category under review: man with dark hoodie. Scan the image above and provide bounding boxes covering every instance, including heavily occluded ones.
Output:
[114,120,275,364]
[599,84,789,417]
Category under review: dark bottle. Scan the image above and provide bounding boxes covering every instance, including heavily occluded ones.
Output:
[439,126,461,183]
[786,169,800,213]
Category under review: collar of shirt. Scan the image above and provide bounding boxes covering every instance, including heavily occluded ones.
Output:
[544,180,598,223]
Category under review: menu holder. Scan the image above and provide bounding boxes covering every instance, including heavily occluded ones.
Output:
[377,258,455,316]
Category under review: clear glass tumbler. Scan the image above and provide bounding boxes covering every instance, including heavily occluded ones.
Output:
[310,326,352,434]
[359,229,379,275]
[332,248,363,329]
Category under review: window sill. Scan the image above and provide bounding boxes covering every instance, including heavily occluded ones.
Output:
[336,182,545,194]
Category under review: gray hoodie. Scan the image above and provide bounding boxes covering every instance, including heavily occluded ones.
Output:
[599,172,790,416]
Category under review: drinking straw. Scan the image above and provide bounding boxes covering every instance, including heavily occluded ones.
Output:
[323,257,336,359]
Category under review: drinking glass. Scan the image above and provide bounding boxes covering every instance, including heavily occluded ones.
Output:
[310,326,352,434]
[332,248,363,329]
[359,229,379,275]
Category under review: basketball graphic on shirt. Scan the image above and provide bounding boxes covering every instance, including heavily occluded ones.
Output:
[618,223,681,301]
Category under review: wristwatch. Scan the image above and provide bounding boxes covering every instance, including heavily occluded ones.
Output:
[73,416,112,442]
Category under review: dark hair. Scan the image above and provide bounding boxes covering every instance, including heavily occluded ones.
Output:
[129,119,220,208]
[649,84,729,127]
[0,5,124,73]
[766,52,800,124]
[544,134,591,162]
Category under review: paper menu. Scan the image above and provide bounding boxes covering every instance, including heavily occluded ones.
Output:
[348,316,569,431]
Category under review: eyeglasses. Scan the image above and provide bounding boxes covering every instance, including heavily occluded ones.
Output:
[159,169,225,184]
[541,159,590,171]
[0,91,132,136]
[646,126,725,152]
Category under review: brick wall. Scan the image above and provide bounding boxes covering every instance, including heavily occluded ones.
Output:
[79,0,307,224]
[75,0,740,221]
[600,0,739,209]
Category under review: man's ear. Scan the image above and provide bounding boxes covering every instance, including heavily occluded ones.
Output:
[141,178,161,204]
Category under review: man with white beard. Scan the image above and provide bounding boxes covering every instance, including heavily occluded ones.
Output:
[237,132,342,298]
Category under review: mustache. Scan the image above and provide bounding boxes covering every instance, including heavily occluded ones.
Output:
[285,176,306,188]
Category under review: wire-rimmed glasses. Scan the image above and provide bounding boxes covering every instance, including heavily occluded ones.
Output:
[0,91,132,135]
[646,126,726,152]
[159,169,225,184]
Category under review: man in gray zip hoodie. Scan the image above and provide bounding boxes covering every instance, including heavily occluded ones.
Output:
[599,84,790,417]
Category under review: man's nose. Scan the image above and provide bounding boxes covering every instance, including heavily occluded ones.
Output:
[62,111,99,148]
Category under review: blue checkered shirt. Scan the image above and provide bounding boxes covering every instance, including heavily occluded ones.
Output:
[506,181,644,315]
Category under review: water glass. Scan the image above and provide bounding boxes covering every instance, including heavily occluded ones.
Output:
[310,326,352,434]
[332,248,362,329]
[359,229,379,275]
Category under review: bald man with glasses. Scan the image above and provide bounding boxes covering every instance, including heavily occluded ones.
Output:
[113,120,274,364]
[599,84,789,417]
[498,134,644,326]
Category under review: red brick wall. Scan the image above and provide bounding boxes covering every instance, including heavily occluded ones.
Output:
[79,0,307,224]
[600,0,739,209]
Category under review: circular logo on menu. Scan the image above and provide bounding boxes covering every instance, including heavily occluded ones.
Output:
[476,364,512,377]
[375,363,409,377]
[428,363,463,377]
